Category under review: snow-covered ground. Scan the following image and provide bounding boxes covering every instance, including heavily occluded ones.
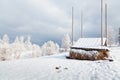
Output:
[0,47,120,80]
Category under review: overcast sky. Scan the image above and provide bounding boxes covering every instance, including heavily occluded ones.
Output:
[0,0,119,45]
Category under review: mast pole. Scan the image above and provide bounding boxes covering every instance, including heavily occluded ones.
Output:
[72,6,74,46]
[81,11,83,38]
[101,0,103,46]
[118,27,120,46]
[105,3,108,46]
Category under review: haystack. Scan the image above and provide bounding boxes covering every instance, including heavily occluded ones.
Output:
[69,48,110,60]
[68,38,112,61]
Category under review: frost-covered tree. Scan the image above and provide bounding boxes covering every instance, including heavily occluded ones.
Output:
[2,34,9,44]
[42,41,54,55]
[55,43,60,53]
[0,47,13,61]
[62,34,71,51]
[42,41,59,55]
[32,44,41,57]
[10,36,26,59]
[14,36,19,44]
[0,34,16,60]
[10,36,21,59]
[25,36,32,50]
[107,26,115,46]
[19,36,26,51]
[20,36,24,44]
[25,36,31,45]
[42,42,47,56]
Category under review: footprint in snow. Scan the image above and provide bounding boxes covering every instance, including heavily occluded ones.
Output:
[55,66,68,73]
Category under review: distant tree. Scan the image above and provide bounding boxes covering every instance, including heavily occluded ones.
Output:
[55,43,60,53]
[25,36,32,50]
[62,34,71,51]
[20,36,24,44]
[32,44,41,57]
[0,34,11,60]
[10,36,20,59]
[42,41,60,55]
[107,26,115,46]
[42,42,47,56]
[11,37,21,59]
[25,36,32,45]
[2,34,9,44]
[14,36,19,44]
[0,47,13,61]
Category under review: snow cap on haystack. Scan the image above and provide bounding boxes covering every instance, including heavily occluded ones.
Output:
[73,38,107,49]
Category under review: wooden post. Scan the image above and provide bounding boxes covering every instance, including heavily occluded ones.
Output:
[119,28,120,46]
[101,0,103,46]
[72,7,74,46]
[81,11,83,38]
[105,3,108,46]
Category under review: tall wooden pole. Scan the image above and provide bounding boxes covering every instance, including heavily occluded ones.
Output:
[81,11,83,38]
[119,28,120,46]
[72,7,74,46]
[101,0,103,46]
[105,3,108,46]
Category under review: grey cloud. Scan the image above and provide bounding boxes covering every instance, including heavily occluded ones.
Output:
[0,0,119,45]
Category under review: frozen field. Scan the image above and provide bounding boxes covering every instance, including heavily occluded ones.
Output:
[0,47,120,80]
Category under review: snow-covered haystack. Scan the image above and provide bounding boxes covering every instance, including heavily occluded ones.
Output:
[69,48,110,60]
[68,38,113,61]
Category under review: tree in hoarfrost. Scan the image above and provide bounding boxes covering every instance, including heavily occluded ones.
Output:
[11,36,21,59]
[107,26,115,46]
[14,36,19,44]
[0,34,12,61]
[32,44,41,57]
[42,41,59,55]
[62,34,71,51]
[25,36,32,51]
[25,36,32,45]
[2,34,9,44]
[55,43,60,53]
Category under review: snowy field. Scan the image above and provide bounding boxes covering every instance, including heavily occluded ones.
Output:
[0,47,120,80]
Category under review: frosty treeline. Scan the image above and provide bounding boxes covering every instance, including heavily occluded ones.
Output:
[0,34,60,61]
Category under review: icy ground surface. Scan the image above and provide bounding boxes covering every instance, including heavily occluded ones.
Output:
[0,47,120,80]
